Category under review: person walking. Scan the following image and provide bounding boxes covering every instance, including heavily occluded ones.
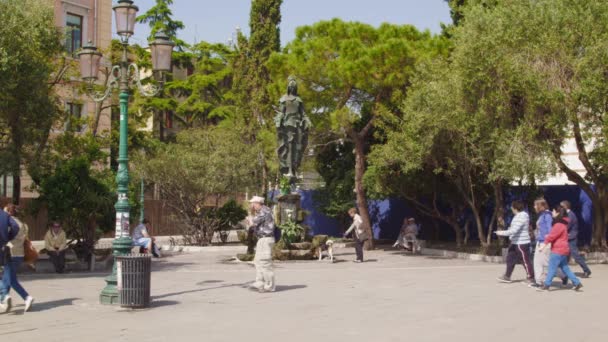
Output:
[0,205,19,313]
[344,208,369,263]
[560,200,591,281]
[495,200,535,284]
[530,198,563,288]
[0,205,34,312]
[44,221,67,274]
[247,196,276,293]
[537,206,583,292]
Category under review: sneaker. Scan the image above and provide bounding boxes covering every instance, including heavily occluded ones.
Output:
[0,296,12,314]
[497,276,512,283]
[353,260,363,263]
[249,282,264,291]
[583,271,591,278]
[561,277,568,286]
[262,286,276,293]
[536,285,550,292]
[573,283,583,292]
[24,296,34,312]
[528,282,541,288]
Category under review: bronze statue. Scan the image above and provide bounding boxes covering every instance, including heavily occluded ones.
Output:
[275,76,311,178]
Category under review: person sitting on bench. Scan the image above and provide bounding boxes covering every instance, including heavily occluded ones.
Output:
[132,219,153,254]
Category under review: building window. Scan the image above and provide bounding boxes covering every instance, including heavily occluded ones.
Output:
[66,102,84,131]
[66,13,83,56]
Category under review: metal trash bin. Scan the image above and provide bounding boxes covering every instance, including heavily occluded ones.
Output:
[116,254,152,308]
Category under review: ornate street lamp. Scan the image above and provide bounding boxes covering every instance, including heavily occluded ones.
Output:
[113,0,138,38]
[77,1,173,305]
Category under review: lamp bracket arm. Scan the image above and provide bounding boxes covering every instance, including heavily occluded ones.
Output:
[89,65,121,103]
[128,63,162,98]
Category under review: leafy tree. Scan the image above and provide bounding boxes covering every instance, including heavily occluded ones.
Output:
[445,0,467,26]
[167,42,237,128]
[135,0,191,142]
[31,133,115,262]
[233,0,282,126]
[136,0,187,50]
[232,0,283,196]
[313,140,355,228]
[0,0,63,203]
[269,19,450,247]
[451,0,608,248]
[134,127,257,245]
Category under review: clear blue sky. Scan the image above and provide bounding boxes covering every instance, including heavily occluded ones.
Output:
[126,0,452,46]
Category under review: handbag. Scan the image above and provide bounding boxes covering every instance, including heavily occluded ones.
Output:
[356,226,370,242]
[24,238,38,265]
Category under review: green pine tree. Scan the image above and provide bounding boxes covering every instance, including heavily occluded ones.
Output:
[136,0,187,50]
[232,0,283,195]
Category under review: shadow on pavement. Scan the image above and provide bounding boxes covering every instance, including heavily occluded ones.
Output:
[30,297,81,312]
[274,285,307,292]
[196,280,224,285]
[150,300,181,308]
[152,282,250,300]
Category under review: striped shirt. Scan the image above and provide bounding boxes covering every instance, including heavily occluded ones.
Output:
[496,211,530,244]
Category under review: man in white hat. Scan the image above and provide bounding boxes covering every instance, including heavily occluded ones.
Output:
[247,196,276,292]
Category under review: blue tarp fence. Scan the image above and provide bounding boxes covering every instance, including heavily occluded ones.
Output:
[292,185,595,245]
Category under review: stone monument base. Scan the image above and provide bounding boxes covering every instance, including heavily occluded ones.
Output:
[276,193,302,225]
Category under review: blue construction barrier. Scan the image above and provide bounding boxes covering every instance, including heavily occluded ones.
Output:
[293,184,596,245]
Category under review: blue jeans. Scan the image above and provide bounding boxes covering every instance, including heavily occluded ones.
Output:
[569,240,591,274]
[0,256,29,301]
[544,253,581,287]
[133,237,152,248]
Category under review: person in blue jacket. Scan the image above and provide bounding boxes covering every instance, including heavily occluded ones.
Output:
[530,198,563,288]
[0,205,19,313]
[560,201,591,282]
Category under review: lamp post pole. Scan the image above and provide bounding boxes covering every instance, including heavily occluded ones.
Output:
[78,0,174,305]
[99,40,134,305]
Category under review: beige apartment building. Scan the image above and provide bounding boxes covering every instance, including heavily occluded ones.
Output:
[0,0,113,199]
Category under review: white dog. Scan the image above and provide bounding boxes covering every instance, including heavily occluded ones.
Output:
[317,240,334,262]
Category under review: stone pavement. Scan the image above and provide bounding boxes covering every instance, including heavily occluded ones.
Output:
[1,248,606,342]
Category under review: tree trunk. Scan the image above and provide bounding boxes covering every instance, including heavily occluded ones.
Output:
[452,222,464,247]
[11,173,20,205]
[470,205,487,248]
[493,180,506,231]
[260,154,269,201]
[593,184,607,248]
[551,146,604,248]
[463,219,470,246]
[353,136,374,250]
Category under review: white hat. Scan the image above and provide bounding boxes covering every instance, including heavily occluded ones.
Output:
[249,196,265,204]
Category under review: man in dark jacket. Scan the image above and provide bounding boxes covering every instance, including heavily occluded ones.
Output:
[560,201,591,279]
[1,206,19,313]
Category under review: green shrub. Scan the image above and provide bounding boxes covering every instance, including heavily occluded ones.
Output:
[277,220,305,245]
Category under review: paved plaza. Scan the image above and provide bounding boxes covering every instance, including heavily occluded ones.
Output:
[1,248,606,342]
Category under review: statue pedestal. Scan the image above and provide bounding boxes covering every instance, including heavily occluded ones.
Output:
[276,193,302,225]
